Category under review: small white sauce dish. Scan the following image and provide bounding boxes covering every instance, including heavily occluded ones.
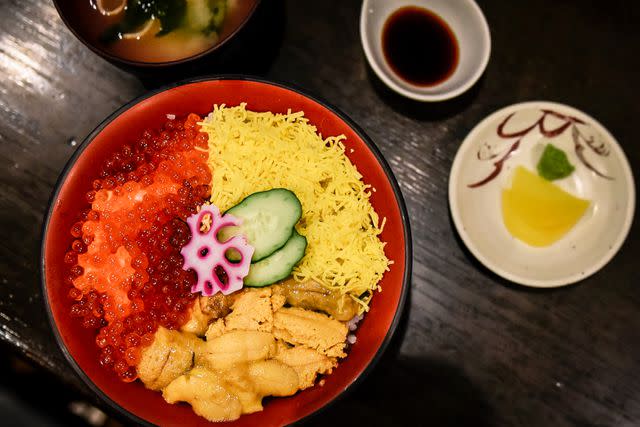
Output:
[360,0,491,102]
[449,102,636,287]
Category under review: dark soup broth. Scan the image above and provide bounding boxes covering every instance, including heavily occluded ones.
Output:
[60,0,255,63]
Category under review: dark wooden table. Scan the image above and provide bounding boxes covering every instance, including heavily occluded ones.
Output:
[1,1,639,426]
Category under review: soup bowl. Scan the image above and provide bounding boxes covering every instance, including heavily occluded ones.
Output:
[53,0,262,75]
[41,77,412,426]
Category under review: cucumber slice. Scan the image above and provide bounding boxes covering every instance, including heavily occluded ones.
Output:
[244,231,307,287]
[219,188,302,262]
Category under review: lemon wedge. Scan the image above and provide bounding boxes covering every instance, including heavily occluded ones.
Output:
[502,166,590,247]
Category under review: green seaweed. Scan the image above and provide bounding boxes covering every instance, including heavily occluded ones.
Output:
[99,0,227,43]
[154,0,188,36]
[100,0,187,43]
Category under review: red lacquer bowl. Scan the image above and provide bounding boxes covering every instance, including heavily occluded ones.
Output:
[41,77,412,426]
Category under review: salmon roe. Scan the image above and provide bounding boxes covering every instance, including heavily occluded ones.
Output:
[65,114,211,382]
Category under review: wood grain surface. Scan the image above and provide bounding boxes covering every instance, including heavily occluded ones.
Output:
[0,1,638,426]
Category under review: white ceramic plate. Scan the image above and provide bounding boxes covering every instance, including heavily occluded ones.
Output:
[449,102,635,287]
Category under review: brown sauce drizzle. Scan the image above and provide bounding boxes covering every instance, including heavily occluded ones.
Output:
[468,109,612,188]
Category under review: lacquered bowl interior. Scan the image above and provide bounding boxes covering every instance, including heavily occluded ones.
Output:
[42,78,410,427]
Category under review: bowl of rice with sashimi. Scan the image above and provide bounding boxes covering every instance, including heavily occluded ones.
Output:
[41,77,411,426]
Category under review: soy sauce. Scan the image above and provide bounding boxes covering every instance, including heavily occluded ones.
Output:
[382,6,459,87]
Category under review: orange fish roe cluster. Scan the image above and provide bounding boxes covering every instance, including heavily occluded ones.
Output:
[64,114,211,382]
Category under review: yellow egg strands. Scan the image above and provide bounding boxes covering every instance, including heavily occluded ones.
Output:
[199,104,391,313]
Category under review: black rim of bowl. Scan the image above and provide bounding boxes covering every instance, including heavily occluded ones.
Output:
[51,1,262,68]
[40,75,413,426]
